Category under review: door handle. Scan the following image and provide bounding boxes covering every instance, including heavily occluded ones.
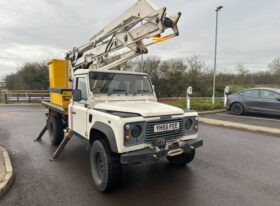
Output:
[72,112,76,115]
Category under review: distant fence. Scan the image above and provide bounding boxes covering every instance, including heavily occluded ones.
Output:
[0,90,49,103]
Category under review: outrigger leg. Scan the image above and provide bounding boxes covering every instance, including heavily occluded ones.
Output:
[49,129,74,161]
[34,124,47,142]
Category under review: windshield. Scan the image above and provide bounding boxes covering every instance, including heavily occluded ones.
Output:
[89,72,153,95]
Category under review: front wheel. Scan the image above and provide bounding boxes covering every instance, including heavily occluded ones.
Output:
[90,139,122,192]
[231,103,244,115]
[167,150,195,166]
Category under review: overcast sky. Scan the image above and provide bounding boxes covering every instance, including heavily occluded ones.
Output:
[1,0,280,79]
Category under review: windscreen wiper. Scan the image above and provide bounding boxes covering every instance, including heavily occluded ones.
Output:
[133,90,152,96]
[108,89,127,96]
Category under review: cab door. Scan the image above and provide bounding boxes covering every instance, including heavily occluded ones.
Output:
[72,76,89,137]
[260,89,280,115]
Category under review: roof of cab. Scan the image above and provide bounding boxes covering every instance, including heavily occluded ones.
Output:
[74,69,146,76]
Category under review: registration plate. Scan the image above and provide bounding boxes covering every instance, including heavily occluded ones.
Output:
[154,122,180,133]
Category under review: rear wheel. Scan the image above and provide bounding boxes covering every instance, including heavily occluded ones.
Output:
[231,103,244,115]
[90,139,122,192]
[167,150,195,166]
[47,116,64,145]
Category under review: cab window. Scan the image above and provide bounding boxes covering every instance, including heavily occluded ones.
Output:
[76,77,88,100]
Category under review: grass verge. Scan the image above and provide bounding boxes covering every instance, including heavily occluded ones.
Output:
[166,98,224,111]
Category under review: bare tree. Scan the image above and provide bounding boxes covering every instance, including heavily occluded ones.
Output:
[186,55,205,74]
[268,58,280,75]
[236,64,249,75]
[159,58,187,80]
[5,61,49,90]
[135,56,161,80]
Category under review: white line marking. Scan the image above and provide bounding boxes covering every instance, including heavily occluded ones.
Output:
[217,113,280,122]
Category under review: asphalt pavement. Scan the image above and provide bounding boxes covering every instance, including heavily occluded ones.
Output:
[200,111,280,129]
[0,105,280,206]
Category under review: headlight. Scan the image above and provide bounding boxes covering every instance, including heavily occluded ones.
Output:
[184,116,199,131]
[124,122,145,146]
[131,125,142,138]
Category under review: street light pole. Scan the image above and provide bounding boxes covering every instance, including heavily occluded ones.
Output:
[212,5,223,104]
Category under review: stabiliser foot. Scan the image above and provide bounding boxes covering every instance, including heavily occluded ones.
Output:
[49,129,74,161]
[34,124,47,142]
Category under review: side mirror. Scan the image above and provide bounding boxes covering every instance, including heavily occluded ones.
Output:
[73,89,82,101]
[276,97,280,101]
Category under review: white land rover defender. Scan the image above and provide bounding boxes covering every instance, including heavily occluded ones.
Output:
[38,0,203,192]
[69,69,202,191]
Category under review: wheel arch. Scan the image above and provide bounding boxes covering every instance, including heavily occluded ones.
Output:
[89,122,118,153]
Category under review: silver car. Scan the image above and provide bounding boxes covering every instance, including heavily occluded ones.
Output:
[226,88,280,115]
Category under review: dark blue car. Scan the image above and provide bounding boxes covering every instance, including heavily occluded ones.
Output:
[226,88,280,115]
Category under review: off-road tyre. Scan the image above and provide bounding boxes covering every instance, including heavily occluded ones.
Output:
[47,116,64,145]
[90,139,122,192]
[167,150,195,166]
[231,102,244,115]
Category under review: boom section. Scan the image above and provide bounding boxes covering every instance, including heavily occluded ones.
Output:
[66,0,181,73]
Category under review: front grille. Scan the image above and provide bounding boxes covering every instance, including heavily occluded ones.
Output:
[145,118,184,142]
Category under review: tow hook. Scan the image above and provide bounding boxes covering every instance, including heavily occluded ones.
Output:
[167,148,183,157]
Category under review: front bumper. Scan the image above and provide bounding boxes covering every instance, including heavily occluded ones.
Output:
[120,138,203,164]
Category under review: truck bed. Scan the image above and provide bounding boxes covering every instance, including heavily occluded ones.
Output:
[42,101,68,116]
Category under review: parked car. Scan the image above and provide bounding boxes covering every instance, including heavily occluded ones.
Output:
[226,88,280,115]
